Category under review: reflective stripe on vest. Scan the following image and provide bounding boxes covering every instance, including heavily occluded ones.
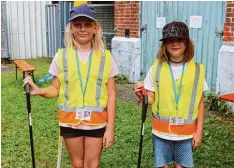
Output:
[57,47,112,126]
[152,60,203,136]
[155,61,162,115]
[188,63,200,120]
[63,49,69,107]
[96,55,105,107]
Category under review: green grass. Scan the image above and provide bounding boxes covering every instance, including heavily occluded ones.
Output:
[2,58,234,168]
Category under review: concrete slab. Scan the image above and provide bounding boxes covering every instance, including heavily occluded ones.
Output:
[1,64,14,72]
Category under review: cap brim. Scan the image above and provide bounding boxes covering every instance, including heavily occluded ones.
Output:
[159,36,189,41]
[69,14,96,22]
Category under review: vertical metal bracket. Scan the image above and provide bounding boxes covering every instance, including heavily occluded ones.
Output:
[215,27,223,37]
[140,24,147,32]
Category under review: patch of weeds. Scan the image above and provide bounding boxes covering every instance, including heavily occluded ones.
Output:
[193,117,234,168]
[205,93,233,118]
[115,74,130,84]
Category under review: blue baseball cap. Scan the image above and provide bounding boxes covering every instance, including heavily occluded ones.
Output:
[69,4,97,22]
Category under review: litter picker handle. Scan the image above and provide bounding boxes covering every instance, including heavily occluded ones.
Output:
[25,84,31,111]
[25,84,30,94]
[24,73,35,168]
[137,87,148,168]
[140,87,147,95]
[140,88,148,123]
[24,73,31,110]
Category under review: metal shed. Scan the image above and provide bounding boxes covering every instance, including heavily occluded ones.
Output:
[1,1,9,59]
[4,1,49,60]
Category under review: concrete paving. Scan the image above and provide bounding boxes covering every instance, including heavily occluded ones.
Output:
[1,64,14,72]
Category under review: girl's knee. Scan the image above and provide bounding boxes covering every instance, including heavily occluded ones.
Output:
[71,160,84,168]
[84,160,100,168]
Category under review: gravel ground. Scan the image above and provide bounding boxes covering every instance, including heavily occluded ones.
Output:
[116,84,138,104]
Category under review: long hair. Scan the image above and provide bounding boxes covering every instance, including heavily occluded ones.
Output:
[64,22,105,54]
[157,39,195,62]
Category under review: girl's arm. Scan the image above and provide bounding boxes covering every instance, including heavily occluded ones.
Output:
[23,76,60,98]
[106,77,116,131]
[103,77,116,148]
[193,93,205,148]
[196,93,205,133]
[40,77,60,98]
[146,90,155,105]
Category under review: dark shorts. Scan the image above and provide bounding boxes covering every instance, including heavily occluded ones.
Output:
[60,126,105,138]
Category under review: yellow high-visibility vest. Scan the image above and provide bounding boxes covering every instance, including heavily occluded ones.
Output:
[57,47,112,126]
[151,59,204,136]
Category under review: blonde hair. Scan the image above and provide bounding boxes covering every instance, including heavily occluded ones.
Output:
[64,22,105,54]
[157,39,195,62]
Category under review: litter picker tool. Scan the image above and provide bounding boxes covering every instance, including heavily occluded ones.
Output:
[24,73,36,168]
[57,132,63,168]
[137,87,148,168]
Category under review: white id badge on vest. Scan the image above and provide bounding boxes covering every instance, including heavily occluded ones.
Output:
[169,117,184,125]
[76,109,83,120]
[75,108,92,121]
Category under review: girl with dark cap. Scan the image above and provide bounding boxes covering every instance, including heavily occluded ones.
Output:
[134,21,208,168]
[24,4,119,167]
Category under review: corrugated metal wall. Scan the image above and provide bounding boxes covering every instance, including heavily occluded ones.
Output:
[92,4,115,50]
[141,1,225,92]
[45,4,61,58]
[45,2,73,58]
[5,1,49,60]
[1,1,9,59]
[59,1,73,49]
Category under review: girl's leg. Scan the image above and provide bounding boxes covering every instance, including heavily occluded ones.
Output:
[63,136,84,168]
[153,135,173,168]
[84,136,103,168]
[154,164,171,168]
[174,139,193,168]
[175,164,183,168]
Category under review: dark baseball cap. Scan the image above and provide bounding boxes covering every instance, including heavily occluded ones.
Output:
[159,21,189,41]
[69,4,97,22]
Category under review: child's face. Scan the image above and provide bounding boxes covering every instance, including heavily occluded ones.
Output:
[71,17,98,45]
[165,37,186,59]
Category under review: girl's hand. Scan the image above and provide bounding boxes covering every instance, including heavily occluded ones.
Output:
[103,127,114,148]
[23,76,43,96]
[192,131,203,149]
[134,81,144,100]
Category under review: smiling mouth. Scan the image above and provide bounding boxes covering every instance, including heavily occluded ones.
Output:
[78,34,88,36]
[172,48,180,51]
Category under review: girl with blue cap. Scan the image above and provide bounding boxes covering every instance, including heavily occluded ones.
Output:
[24,4,119,167]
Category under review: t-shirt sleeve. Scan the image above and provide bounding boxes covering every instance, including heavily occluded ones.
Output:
[144,66,155,92]
[48,53,59,77]
[204,78,209,91]
[109,58,120,78]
